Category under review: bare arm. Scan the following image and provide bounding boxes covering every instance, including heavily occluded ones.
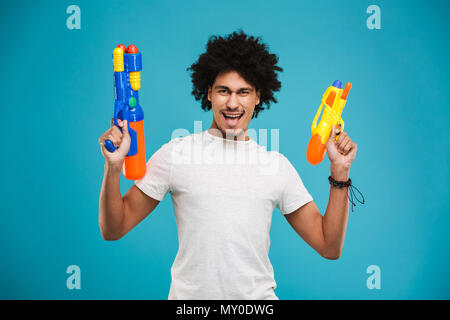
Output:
[284,167,350,259]
[285,125,357,259]
[98,119,160,241]
[98,165,160,241]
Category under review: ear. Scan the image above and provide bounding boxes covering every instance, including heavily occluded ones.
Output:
[208,86,212,102]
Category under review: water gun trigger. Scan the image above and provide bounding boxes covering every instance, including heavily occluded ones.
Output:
[113,103,127,129]
[334,119,345,141]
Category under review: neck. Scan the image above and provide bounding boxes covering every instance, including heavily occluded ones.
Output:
[209,120,249,141]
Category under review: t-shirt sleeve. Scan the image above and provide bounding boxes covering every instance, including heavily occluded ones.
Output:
[134,142,173,201]
[277,154,313,215]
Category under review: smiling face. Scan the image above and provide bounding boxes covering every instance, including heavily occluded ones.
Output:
[208,70,260,141]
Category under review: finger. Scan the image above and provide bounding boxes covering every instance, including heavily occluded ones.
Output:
[336,131,348,148]
[121,120,129,136]
[342,136,351,148]
[334,136,346,154]
[99,130,113,145]
[117,123,131,155]
[117,119,129,138]
[106,133,121,148]
[99,135,109,147]
[110,118,114,128]
[328,125,337,143]
[111,124,123,136]
[343,142,356,156]
[349,142,357,154]
[342,140,353,155]
[110,130,121,142]
[100,140,110,154]
[336,124,342,136]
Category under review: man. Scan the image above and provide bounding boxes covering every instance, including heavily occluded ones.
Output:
[98,30,357,300]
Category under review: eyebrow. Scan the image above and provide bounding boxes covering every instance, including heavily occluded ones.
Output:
[214,85,254,92]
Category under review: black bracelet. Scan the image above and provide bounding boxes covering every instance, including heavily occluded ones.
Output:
[328,176,352,188]
[328,176,365,212]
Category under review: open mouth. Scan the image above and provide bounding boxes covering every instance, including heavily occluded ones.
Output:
[222,112,243,126]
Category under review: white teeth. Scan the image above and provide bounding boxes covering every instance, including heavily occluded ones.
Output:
[223,113,242,118]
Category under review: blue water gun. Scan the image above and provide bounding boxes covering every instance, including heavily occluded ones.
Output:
[104,44,146,180]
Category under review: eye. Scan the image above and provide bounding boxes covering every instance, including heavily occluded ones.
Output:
[239,91,249,95]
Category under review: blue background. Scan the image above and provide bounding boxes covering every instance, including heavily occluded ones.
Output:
[0,0,449,299]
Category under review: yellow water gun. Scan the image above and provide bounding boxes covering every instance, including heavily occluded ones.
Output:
[306,80,352,165]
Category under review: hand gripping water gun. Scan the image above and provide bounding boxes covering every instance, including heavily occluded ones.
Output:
[104,44,147,180]
[306,80,352,165]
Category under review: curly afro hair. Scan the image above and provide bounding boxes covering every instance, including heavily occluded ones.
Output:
[187,30,283,119]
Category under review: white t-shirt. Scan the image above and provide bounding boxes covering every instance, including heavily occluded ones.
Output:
[135,130,313,300]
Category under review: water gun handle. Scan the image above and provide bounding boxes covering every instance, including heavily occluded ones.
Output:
[337,117,345,140]
[104,140,116,153]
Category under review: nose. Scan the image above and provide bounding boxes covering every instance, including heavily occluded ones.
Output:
[226,92,240,109]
